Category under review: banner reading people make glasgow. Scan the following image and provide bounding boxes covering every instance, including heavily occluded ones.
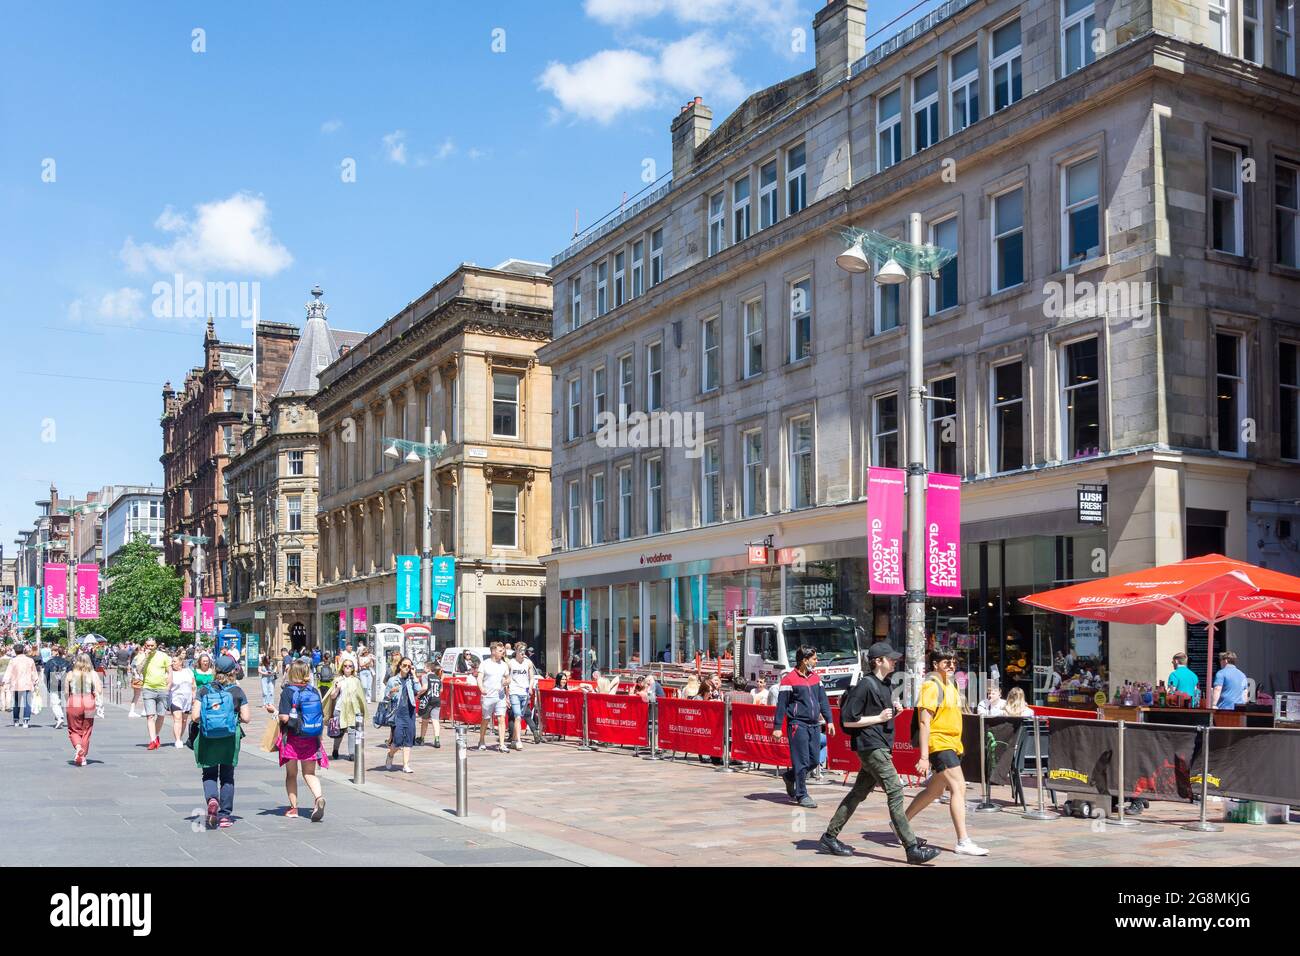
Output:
[44,563,68,619]
[866,467,905,595]
[75,564,100,620]
[180,598,196,633]
[925,474,962,598]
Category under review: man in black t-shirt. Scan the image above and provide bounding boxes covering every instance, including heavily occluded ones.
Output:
[819,641,940,864]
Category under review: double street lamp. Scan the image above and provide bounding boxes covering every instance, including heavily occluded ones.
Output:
[55,501,108,646]
[836,217,955,706]
[383,428,448,626]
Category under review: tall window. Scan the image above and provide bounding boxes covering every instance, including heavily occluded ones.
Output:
[288,450,304,476]
[566,377,582,441]
[1280,341,1299,460]
[789,277,812,362]
[613,251,626,307]
[631,240,644,297]
[1062,0,1097,74]
[592,366,607,430]
[930,217,959,313]
[786,142,807,215]
[701,442,721,524]
[286,552,301,586]
[223,388,233,412]
[492,372,520,438]
[650,228,664,286]
[1209,0,1231,53]
[1245,0,1263,62]
[1211,143,1244,255]
[991,19,1023,112]
[223,425,234,455]
[708,191,726,256]
[913,67,940,153]
[646,457,664,534]
[788,416,814,509]
[618,354,634,416]
[1277,0,1296,74]
[878,88,902,171]
[1275,160,1299,267]
[950,44,979,134]
[928,376,959,474]
[873,393,900,468]
[701,316,720,392]
[743,298,764,378]
[646,342,663,411]
[1216,331,1246,455]
[287,495,302,532]
[591,472,607,544]
[733,177,751,243]
[596,261,608,316]
[992,360,1025,472]
[1062,156,1101,267]
[492,484,519,548]
[876,253,901,332]
[992,187,1025,291]
[1061,337,1101,459]
[570,276,582,330]
[617,465,633,540]
[567,481,582,548]
[759,160,778,229]
[743,429,765,517]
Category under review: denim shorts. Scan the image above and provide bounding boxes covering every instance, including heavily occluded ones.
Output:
[510,693,530,717]
[141,688,169,716]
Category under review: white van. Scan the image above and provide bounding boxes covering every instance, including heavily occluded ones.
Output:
[440,646,493,676]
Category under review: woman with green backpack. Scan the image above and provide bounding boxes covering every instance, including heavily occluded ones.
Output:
[190,654,252,829]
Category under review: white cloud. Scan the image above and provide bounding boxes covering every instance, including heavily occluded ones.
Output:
[119,193,293,277]
[585,0,798,29]
[467,147,488,161]
[382,130,408,164]
[321,118,343,134]
[436,138,455,160]
[98,287,145,320]
[539,32,744,124]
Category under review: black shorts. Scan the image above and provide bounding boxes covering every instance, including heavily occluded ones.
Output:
[930,749,962,772]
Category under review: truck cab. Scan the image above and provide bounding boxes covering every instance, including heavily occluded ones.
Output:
[741,614,867,698]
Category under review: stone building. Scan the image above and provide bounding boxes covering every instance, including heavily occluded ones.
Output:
[540,0,1300,697]
[225,288,365,655]
[312,261,553,654]
[161,317,300,611]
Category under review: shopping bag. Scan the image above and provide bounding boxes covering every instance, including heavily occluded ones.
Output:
[31,689,43,716]
[259,715,281,752]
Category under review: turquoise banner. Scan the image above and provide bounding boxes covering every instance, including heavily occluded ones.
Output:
[396,554,420,619]
[432,556,456,621]
[245,633,260,671]
[17,587,36,627]
[39,589,58,628]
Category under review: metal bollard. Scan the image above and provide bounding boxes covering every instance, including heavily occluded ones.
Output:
[455,725,469,817]
[577,692,593,751]
[644,699,661,760]
[353,714,365,786]
[1022,716,1056,821]
[976,713,999,811]
[718,699,734,773]
[1106,720,1139,827]
[1184,725,1224,832]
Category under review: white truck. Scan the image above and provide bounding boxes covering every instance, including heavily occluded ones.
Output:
[738,614,869,699]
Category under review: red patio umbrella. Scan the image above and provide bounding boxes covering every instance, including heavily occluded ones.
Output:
[1022,554,1300,695]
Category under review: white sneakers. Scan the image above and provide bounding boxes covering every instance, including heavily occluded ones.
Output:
[955,839,990,856]
[174,741,183,749]
[128,710,141,719]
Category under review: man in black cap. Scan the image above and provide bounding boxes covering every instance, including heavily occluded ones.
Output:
[819,641,939,863]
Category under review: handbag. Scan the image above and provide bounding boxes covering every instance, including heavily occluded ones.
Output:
[327,715,344,738]
[373,698,397,728]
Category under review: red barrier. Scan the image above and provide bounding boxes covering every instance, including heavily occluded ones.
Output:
[586,693,650,747]
[538,688,584,738]
[826,707,858,772]
[728,703,792,768]
[656,698,725,758]
[447,681,483,725]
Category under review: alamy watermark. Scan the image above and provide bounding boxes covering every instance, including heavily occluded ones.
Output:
[151,274,259,320]
[1042,274,1152,327]
[595,410,704,459]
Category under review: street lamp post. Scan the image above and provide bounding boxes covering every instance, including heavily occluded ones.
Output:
[384,430,448,628]
[174,532,210,643]
[57,501,108,647]
[837,220,955,705]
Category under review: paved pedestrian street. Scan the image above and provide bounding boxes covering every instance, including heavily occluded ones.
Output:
[10,677,1290,869]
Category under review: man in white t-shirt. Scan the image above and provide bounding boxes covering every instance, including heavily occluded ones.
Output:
[507,642,539,749]
[477,642,511,753]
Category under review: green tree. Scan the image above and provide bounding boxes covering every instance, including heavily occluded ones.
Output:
[95,534,184,647]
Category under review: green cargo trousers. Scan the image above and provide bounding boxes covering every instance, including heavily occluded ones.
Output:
[823,747,918,846]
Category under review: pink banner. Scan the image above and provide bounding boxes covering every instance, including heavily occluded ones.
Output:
[181,598,196,632]
[926,473,962,597]
[866,467,905,595]
[338,611,347,634]
[724,587,741,625]
[200,598,216,632]
[75,564,100,620]
[352,607,367,633]
[44,563,68,619]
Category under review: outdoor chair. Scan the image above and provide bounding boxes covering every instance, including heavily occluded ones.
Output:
[1011,717,1057,810]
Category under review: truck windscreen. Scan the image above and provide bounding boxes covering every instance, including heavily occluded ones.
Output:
[785,624,859,667]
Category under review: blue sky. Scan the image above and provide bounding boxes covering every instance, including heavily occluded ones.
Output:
[0,0,936,552]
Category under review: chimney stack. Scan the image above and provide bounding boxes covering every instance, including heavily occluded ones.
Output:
[670,96,713,180]
[814,0,868,89]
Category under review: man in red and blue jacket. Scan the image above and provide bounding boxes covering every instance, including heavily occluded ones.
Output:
[771,645,834,808]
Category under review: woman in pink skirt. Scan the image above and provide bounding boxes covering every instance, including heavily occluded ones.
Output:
[64,654,102,765]
[274,658,327,821]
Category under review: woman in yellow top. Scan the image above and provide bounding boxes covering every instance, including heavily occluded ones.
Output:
[903,647,989,857]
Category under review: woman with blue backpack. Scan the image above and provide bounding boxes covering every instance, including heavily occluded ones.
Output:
[276,658,327,821]
[190,654,252,829]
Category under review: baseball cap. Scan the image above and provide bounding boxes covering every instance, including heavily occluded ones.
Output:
[215,654,239,674]
[867,641,903,661]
